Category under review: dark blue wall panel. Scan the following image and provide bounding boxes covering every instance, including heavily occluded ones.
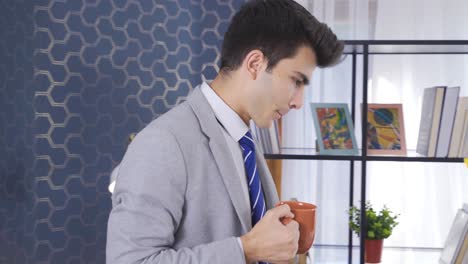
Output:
[0,0,35,263]
[1,0,246,263]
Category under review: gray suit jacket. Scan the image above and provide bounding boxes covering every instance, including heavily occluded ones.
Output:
[106,86,279,263]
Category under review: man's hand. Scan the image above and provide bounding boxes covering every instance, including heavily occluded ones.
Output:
[240,204,299,263]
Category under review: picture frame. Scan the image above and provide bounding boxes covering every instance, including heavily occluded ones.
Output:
[310,103,358,155]
[366,104,407,155]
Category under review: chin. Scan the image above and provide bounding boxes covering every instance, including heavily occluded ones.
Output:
[255,119,273,129]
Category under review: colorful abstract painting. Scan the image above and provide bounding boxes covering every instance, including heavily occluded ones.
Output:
[310,103,358,155]
[367,104,407,155]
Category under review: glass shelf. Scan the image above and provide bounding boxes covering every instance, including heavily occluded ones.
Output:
[308,245,442,264]
[343,40,468,55]
[264,148,464,163]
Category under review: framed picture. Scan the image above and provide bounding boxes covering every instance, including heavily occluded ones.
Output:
[310,103,358,155]
[366,104,407,155]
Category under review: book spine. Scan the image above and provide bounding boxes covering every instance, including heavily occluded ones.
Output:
[417,87,437,156]
[436,87,460,157]
[428,87,446,157]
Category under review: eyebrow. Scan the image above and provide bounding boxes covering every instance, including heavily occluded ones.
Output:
[294,71,310,86]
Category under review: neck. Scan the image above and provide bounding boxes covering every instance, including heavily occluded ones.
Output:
[209,72,250,125]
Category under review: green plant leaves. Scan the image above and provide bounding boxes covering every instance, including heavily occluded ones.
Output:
[348,201,399,239]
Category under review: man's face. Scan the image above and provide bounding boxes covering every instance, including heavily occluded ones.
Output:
[247,45,317,128]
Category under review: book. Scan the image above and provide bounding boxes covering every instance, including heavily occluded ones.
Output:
[455,205,468,264]
[260,125,268,153]
[436,87,460,157]
[267,120,280,154]
[270,120,280,154]
[440,207,468,264]
[449,97,468,157]
[263,126,272,153]
[366,103,407,155]
[454,233,468,264]
[459,111,468,157]
[417,86,446,157]
[250,120,281,154]
[250,120,264,154]
[310,103,358,155]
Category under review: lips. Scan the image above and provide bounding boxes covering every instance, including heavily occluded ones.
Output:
[275,110,287,119]
[278,109,289,116]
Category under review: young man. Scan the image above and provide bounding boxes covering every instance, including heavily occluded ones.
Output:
[106,0,343,263]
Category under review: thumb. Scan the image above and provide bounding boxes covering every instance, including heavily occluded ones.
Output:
[273,204,295,219]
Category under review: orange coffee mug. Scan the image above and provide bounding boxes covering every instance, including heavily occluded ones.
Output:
[276,201,317,254]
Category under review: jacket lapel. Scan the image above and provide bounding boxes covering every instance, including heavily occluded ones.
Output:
[256,147,280,210]
[187,87,251,233]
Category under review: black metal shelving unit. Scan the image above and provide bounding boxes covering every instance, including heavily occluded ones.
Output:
[264,40,468,264]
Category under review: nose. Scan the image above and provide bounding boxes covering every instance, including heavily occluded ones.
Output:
[289,87,305,110]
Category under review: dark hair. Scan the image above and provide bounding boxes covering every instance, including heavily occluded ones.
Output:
[220,0,344,73]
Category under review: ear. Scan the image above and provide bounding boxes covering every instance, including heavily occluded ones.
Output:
[243,49,266,80]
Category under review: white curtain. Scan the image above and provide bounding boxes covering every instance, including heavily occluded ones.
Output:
[284,0,468,263]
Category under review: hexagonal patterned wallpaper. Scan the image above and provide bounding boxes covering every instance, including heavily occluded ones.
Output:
[0,0,246,263]
[0,0,35,263]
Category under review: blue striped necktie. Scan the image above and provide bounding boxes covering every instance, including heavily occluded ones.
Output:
[239,131,266,227]
[239,131,269,264]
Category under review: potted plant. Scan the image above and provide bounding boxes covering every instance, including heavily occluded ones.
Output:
[348,201,399,263]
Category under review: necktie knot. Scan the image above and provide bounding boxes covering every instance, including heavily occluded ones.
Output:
[239,131,255,151]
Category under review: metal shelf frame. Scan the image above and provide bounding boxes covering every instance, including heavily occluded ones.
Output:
[265,40,468,264]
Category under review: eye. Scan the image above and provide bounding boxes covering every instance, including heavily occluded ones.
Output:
[292,77,303,88]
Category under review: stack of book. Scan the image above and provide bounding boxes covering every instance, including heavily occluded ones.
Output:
[416,86,468,157]
[250,120,281,154]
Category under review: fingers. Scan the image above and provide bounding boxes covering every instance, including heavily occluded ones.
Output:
[249,206,300,263]
[286,219,299,230]
[280,216,292,225]
[285,219,300,243]
[271,204,295,219]
[286,220,300,248]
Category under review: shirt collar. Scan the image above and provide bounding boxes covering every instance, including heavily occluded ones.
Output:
[200,82,249,142]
